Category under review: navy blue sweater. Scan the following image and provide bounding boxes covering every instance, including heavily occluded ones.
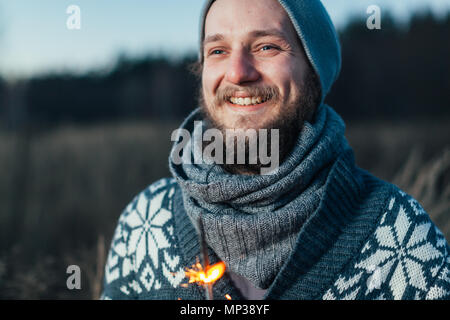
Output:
[102,150,450,300]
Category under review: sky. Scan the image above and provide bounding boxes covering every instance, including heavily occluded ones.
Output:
[0,0,449,78]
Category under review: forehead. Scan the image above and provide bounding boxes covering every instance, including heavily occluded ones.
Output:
[204,0,293,40]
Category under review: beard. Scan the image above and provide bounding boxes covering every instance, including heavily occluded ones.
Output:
[198,69,321,175]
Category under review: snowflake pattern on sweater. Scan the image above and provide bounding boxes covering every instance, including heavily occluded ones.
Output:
[102,178,185,299]
[102,179,450,300]
[322,191,450,300]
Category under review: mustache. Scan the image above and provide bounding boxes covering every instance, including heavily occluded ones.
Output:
[214,85,280,105]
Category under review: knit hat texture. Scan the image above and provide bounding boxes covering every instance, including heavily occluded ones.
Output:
[198,0,342,103]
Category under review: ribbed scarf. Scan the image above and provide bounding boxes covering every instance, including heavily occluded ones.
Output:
[169,104,350,289]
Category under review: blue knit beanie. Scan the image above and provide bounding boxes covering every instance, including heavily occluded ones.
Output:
[199,0,342,103]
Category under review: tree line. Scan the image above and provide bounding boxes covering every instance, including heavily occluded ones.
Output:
[0,12,449,129]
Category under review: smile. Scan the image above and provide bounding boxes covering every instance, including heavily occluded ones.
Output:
[228,96,269,106]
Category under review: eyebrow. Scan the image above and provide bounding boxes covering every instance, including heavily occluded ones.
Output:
[203,28,288,47]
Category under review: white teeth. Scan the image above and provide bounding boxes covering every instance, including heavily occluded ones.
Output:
[229,96,266,106]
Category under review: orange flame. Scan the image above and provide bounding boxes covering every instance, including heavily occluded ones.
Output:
[225,294,232,300]
[185,261,226,285]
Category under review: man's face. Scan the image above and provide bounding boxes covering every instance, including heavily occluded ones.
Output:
[201,0,315,132]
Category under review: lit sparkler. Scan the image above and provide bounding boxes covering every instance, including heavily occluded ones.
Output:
[182,217,226,300]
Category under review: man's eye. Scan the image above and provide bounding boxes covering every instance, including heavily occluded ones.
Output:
[211,49,224,55]
[261,45,276,51]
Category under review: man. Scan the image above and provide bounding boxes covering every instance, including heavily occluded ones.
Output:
[102,0,450,300]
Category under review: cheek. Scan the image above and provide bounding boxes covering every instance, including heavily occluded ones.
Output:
[278,62,307,102]
[258,59,299,98]
[201,68,222,115]
[202,63,224,98]
[201,71,213,101]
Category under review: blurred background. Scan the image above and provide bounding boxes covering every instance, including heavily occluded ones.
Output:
[0,0,449,299]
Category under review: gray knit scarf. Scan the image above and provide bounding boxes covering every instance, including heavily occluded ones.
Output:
[169,104,350,289]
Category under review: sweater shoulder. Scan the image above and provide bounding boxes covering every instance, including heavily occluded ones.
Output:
[125,178,178,211]
[323,183,450,300]
[101,178,186,300]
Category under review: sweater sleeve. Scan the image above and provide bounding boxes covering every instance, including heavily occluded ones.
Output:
[401,192,450,300]
[100,178,179,300]
[101,204,138,300]
[425,248,450,300]
[321,188,450,300]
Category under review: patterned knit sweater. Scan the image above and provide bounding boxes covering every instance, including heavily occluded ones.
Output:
[101,150,450,300]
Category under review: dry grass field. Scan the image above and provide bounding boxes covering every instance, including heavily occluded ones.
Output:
[347,119,450,237]
[0,117,448,299]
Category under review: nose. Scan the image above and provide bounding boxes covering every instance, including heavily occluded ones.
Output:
[225,50,260,85]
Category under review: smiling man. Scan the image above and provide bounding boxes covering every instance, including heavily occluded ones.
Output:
[198,0,321,175]
[102,0,450,300]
